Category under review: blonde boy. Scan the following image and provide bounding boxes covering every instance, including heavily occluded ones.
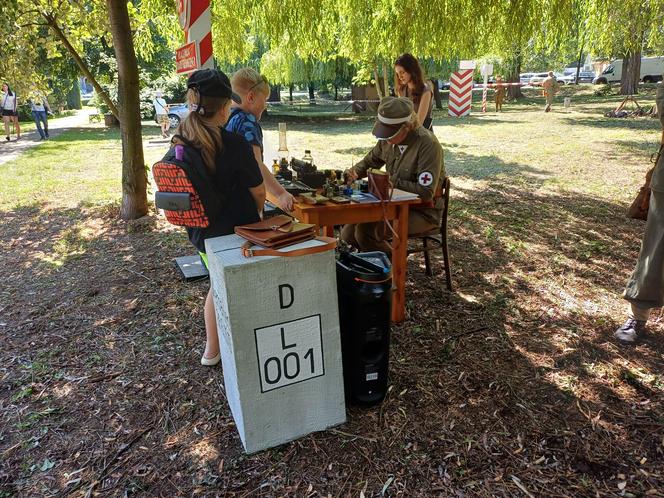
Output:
[226,68,294,211]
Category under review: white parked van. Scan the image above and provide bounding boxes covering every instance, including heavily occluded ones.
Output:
[594,56,664,84]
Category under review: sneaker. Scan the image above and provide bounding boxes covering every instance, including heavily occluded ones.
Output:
[614,318,646,344]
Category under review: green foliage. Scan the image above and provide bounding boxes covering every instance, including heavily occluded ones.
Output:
[593,84,613,96]
[585,0,664,58]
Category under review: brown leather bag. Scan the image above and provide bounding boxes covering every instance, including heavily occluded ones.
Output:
[234,215,337,257]
[234,215,316,248]
[368,169,392,201]
[628,144,663,221]
[367,169,399,245]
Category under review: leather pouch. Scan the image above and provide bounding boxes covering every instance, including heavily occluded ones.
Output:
[234,215,317,248]
[368,169,392,201]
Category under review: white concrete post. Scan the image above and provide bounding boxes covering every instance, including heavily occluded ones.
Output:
[205,234,346,453]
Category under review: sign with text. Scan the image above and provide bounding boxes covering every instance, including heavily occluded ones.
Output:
[176,42,198,74]
[254,315,325,393]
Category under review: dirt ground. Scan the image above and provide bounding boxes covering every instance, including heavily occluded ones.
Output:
[1,99,664,497]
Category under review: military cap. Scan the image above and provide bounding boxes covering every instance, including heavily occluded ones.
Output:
[372,96,414,140]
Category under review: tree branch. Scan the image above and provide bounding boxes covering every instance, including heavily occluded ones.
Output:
[43,14,119,119]
[18,21,50,28]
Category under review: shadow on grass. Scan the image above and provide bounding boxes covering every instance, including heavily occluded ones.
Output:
[446,150,548,181]
[563,116,661,131]
[1,169,662,496]
[613,138,663,154]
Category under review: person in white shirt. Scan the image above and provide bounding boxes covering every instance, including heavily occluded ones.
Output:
[29,93,52,140]
[153,90,170,138]
[2,83,21,141]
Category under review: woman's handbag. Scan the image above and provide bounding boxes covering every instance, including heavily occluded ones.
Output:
[628,144,663,221]
[367,169,399,245]
[368,169,392,201]
[234,215,336,257]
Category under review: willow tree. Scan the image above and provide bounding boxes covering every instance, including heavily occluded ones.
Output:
[585,0,664,94]
[6,0,179,219]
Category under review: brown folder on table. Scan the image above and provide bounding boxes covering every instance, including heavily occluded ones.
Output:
[234,215,317,249]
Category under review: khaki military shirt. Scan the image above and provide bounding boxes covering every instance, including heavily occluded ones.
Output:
[542,76,558,96]
[352,126,445,223]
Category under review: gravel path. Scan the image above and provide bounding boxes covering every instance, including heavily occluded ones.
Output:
[0,109,96,165]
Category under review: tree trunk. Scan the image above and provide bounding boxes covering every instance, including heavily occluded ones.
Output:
[107,0,148,220]
[334,85,338,101]
[373,67,384,100]
[620,51,641,95]
[431,78,442,109]
[382,63,389,97]
[45,15,119,119]
[575,46,584,85]
[506,49,523,100]
[66,80,82,110]
[308,82,316,105]
[268,84,280,102]
[289,84,293,104]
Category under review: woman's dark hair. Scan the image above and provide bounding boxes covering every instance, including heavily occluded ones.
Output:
[3,83,13,97]
[394,54,427,104]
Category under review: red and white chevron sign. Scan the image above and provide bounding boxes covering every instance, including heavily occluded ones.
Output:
[176,0,213,73]
[448,69,474,117]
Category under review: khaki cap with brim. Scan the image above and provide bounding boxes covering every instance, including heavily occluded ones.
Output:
[372,96,414,140]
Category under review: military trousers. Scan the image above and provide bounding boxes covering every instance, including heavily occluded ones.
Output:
[341,210,438,254]
[623,189,664,313]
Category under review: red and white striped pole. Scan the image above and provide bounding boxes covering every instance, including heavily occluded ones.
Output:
[176,0,213,74]
[480,63,493,113]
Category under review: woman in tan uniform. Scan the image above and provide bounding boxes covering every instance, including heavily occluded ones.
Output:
[615,83,664,344]
[394,54,434,131]
[495,75,506,112]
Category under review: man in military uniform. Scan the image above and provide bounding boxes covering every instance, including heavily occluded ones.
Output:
[542,71,559,112]
[342,96,445,253]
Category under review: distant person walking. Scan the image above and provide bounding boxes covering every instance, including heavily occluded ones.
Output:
[2,83,21,141]
[29,93,52,140]
[494,75,506,112]
[615,84,664,344]
[394,53,434,131]
[542,72,559,112]
[153,90,170,138]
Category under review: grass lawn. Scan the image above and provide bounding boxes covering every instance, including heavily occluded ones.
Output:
[1,86,663,497]
[0,123,168,210]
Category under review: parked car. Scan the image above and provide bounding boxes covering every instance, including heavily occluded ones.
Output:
[594,56,664,84]
[519,72,535,85]
[154,103,188,128]
[577,71,596,83]
[437,80,450,90]
[560,67,595,84]
[555,73,574,85]
[529,72,551,86]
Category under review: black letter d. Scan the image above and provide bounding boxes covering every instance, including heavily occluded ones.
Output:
[279,284,294,309]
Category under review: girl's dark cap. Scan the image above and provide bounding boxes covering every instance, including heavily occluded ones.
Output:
[187,69,241,104]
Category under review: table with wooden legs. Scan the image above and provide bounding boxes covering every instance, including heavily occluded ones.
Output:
[283,197,421,323]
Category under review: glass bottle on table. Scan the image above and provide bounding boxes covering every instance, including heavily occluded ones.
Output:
[271,158,280,175]
[303,150,313,165]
